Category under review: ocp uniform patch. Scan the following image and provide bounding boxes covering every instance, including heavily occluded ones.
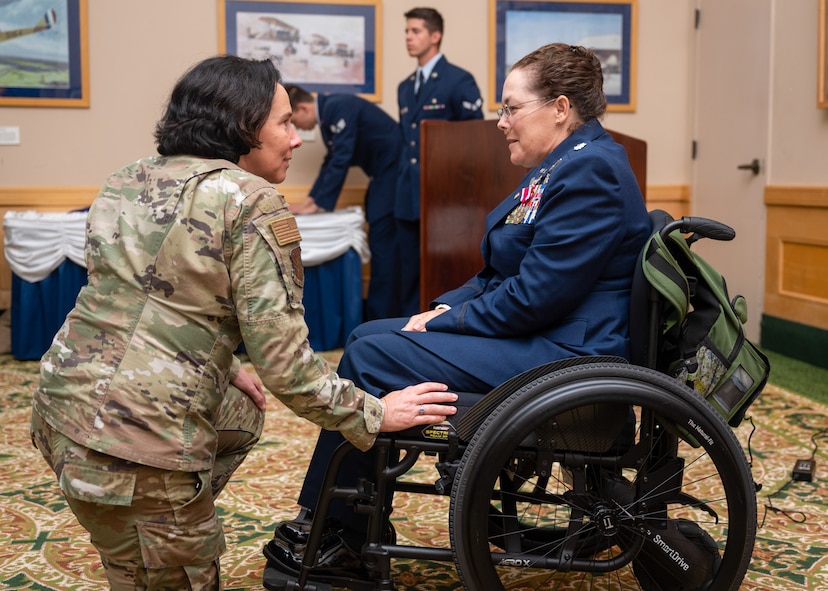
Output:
[290,247,304,286]
[270,216,301,246]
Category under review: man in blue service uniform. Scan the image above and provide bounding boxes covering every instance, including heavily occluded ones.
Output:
[396,7,483,315]
[286,84,404,320]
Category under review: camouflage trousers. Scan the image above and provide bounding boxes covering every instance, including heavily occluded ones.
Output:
[31,385,264,591]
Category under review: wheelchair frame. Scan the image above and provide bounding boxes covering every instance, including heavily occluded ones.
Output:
[263,212,759,591]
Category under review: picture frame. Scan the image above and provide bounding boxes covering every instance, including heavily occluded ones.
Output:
[218,0,381,101]
[819,0,828,108]
[0,0,89,108]
[489,0,637,112]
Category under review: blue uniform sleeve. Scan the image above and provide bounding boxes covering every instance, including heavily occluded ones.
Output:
[309,100,359,211]
[450,70,484,121]
[431,272,488,308]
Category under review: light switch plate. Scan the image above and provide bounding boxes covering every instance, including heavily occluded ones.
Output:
[0,126,21,145]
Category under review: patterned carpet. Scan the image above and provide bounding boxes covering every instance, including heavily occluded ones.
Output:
[1,352,827,590]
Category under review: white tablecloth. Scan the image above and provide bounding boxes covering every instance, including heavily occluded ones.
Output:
[3,210,88,283]
[295,206,370,267]
[4,206,369,283]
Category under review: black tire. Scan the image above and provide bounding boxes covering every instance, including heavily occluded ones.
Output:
[449,363,756,591]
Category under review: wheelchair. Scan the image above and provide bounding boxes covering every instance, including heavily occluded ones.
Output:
[263,211,759,591]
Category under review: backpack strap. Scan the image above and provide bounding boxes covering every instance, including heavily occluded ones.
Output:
[642,230,691,327]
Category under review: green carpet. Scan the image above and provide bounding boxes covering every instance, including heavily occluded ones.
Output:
[1,353,827,590]
[765,350,828,406]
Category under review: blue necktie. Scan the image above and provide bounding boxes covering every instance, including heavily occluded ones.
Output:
[416,69,425,97]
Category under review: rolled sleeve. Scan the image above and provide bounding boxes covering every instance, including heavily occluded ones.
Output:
[348,396,382,451]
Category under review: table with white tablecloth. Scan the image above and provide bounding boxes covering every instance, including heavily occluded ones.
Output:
[3,207,369,360]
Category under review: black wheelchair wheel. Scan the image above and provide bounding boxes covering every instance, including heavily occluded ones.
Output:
[449,362,756,591]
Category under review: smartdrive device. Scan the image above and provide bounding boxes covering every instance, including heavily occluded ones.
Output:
[792,458,816,482]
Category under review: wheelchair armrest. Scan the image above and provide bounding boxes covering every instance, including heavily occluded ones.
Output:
[380,394,480,441]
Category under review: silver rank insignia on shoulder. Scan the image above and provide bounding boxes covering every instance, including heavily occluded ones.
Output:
[463,97,483,111]
[573,142,587,151]
[330,118,346,134]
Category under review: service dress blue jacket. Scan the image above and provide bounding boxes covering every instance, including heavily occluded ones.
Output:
[403,119,651,386]
[396,55,483,221]
[311,94,402,224]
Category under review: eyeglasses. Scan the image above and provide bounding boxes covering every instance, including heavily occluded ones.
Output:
[496,96,554,119]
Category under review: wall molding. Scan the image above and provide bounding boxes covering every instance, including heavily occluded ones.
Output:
[273,185,367,207]
[765,185,828,207]
[0,186,99,208]
[0,185,369,208]
[646,184,690,203]
[761,315,828,369]
[645,184,690,219]
[764,184,828,337]
[0,183,687,208]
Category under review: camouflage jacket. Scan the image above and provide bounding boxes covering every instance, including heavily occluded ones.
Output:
[34,156,383,471]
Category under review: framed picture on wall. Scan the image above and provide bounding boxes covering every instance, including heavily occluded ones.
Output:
[819,0,828,108]
[218,0,381,101]
[489,0,637,112]
[0,0,89,107]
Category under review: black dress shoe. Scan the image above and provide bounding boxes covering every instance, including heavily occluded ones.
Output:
[275,515,396,550]
[276,517,317,547]
[275,507,314,543]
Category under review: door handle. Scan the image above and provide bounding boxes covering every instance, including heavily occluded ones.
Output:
[737,159,761,175]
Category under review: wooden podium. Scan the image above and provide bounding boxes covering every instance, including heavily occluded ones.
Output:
[419,119,647,309]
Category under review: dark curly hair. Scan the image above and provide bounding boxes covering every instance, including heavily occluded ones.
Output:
[155,55,281,162]
[512,43,607,121]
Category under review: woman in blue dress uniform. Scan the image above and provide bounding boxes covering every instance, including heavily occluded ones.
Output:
[265,42,651,583]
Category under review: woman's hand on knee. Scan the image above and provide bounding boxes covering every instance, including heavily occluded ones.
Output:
[232,367,266,410]
[379,382,457,431]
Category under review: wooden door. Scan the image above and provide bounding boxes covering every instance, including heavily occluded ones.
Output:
[692,0,771,341]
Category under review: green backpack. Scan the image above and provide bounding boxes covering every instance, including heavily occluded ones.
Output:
[642,213,770,427]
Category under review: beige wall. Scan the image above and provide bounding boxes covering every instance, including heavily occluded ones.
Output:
[2,2,826,188]
[769,1,828,186]
[0,0,696,188]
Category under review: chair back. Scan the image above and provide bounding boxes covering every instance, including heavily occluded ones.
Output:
[628,209,674,369]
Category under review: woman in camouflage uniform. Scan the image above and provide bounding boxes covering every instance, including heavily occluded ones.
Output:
[30,55,457,591]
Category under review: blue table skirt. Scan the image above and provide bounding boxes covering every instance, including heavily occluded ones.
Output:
[11,249,363,360]
[301,248,363,352]
[11,259,87,361]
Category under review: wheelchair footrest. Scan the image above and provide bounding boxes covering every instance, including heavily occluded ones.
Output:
[263,563,333,591]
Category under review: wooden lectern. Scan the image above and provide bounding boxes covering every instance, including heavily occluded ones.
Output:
[419,119,647,309]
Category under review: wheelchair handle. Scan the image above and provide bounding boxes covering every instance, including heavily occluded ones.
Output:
[661,216,736,242]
